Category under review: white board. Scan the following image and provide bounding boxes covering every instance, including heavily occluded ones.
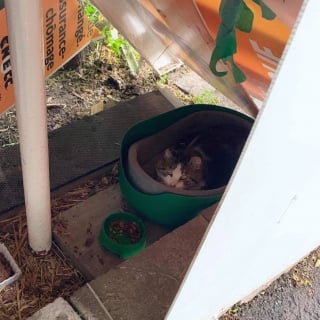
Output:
[166,1,320,319]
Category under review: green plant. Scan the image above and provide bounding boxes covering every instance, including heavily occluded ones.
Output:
[304,279,312,287]
[82,0,127,57]
[158,74,169,85]
[210,0,277,83]
[83,0,100,24]
[82,0,140,74]
[104,28,127,57]
[193,89,218,105]
[231,304,241,314]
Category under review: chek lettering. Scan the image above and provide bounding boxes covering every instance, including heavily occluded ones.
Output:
[0,36,13,89]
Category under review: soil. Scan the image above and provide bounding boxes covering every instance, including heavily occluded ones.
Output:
[0,41,320,319]
[0,44,192,148]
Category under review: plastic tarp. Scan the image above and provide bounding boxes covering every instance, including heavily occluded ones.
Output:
[92,0,302,115]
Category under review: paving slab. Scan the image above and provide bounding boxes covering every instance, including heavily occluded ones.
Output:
[0,91,174,214]
[70,215,209,320]
[69,283,113,320]
[53,184,172,280]
[201,202,219,222]
[27,297,81,320]
[170,68,241,111]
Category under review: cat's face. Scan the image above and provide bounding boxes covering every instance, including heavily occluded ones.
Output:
[177,156,206,190]
[156,150,206,190]
[155,148,183,187]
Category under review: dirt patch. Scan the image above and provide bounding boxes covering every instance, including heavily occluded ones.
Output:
[0,45,155,147]
[0,44,192,149]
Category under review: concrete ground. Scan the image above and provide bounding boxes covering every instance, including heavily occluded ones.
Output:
[26,298,81,320]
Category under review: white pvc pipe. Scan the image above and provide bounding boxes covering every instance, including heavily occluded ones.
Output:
[5,0,52,253]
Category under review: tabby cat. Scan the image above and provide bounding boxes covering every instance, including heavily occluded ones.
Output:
[155,146,207,190]
[154,125,248,190]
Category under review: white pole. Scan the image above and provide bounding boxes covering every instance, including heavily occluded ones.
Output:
[5,0,52,253]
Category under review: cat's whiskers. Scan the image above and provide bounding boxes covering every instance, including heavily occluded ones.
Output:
[155,145,206,190]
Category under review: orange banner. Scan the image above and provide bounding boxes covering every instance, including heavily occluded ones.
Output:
[0,0,101,115]
[194,0,291,100]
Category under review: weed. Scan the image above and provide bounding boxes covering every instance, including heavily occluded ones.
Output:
[192,89,218,105]
[82,0,140,74]
[83,0,100,24]
[158,74,169,85]
[104,28,126,57]
[304,279,312,287]
[231,304,241,314]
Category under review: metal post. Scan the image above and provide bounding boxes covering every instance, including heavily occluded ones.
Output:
[5,0,52,253]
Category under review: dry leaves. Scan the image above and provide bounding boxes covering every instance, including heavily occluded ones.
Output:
[0,213,85,320]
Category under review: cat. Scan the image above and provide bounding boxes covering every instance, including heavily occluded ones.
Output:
[155,148,183,188]
[176,155,207,190]
[155,147,207,190]
[154,125,249,190]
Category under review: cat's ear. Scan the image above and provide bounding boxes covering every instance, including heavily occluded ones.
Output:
[164,148,173,159]
[189,156,202,169]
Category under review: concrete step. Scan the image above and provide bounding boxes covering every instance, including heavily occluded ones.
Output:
[27,297,81,320]
[69,204,218,320]
[53,184,173,280]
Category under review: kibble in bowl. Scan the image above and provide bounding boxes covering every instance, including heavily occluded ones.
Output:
[99,212,146,259]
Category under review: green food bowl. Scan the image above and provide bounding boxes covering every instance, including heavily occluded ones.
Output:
[99,212,147,259]
[120,104,254,227]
